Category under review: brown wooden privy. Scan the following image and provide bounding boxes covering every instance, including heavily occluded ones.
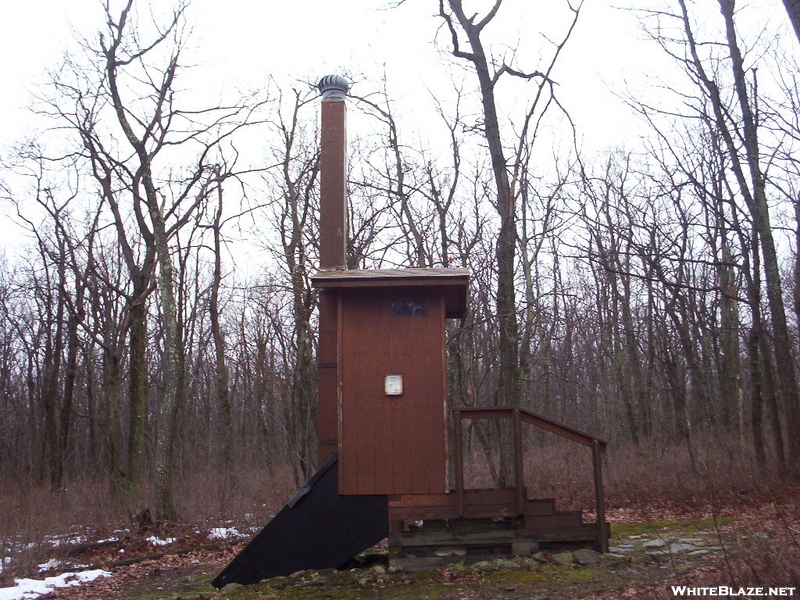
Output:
[212,75,608,588]
[312,268,468,496]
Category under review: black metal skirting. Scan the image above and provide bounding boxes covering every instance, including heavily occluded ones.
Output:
[212,454,388,589]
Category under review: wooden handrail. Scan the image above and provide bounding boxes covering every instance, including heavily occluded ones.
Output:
[455,406,607,447]
[452,405,608,553]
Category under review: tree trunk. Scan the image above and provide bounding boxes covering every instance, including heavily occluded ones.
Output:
[441,0,521,486]
[782,0,800,44]
[150,206,181,521]
[127,286,148,498]
[209,196,233,483]
[42,257,66,491]
[716,0,800,469]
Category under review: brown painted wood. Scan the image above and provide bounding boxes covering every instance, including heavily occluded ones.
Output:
[387,492,565,521]
[312,268,469,318]
[523,511,584,529]
[454,411,465,516]
[391,522,606,548]
[313,267,469,283]
[592,439,609,553]
[518,523,611,541]
[391,529,527,546]
[454,406,607,447]
[389,489,522,507]
[319,100,347,270]
[513,408,525,515]
[339,287,447,496]
[387,494,609,570]
[387,511,608,572]
[316,291,339,465]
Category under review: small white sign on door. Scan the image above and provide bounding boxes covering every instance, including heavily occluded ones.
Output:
[384,374,403,396]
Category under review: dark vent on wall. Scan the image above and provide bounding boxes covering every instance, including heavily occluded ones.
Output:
[391,301,426,317]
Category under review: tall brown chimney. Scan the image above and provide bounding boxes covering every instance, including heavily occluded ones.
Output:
[316,75,349,467]
[317,75,349,270]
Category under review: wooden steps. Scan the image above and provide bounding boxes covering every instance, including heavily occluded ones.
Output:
[389,489,556,520]
[388,489,608,570]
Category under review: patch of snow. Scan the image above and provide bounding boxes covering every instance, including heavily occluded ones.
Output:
[47,536,86,548]
[0,569,110,600]
[37,559,62,572]
[145,536,176,546]
[95,537,118,544]
[208,527,244,540]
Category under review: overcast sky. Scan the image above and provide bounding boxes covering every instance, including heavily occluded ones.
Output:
[0,0,654,150]
[2,0,792,146]
[0,0,791,260]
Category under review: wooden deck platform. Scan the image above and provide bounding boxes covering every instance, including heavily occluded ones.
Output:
[388,489,609,570]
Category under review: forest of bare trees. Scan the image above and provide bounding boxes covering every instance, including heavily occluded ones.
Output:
[0,0,798,527]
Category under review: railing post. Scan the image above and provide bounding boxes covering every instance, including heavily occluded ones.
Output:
[592,439,608,553]
[513,408,525,516]
[454,410,465,518]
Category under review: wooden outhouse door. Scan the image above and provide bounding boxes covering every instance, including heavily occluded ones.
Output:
[338,287,447,495]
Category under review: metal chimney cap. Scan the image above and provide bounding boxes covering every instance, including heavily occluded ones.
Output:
[318,74,350,100]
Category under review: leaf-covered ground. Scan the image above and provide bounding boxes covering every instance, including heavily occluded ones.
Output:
[6,490,799,600]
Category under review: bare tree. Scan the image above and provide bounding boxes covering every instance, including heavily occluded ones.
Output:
[670,0,800,469]
[260,87,320,483]
[33,0,265,517]
[437,0,582,484]
[782,0,800,44]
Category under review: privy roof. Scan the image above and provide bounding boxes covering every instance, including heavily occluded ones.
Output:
[311,268,469,318]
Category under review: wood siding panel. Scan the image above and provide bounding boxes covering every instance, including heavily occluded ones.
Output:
[339,287,446,495]
[316,291,339,465]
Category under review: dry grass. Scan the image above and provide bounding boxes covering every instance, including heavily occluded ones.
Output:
[0,478,119,577]
[172,463,295,528]
[1,437,797,590]
[0,462,295,580]
[461,431,792,518]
